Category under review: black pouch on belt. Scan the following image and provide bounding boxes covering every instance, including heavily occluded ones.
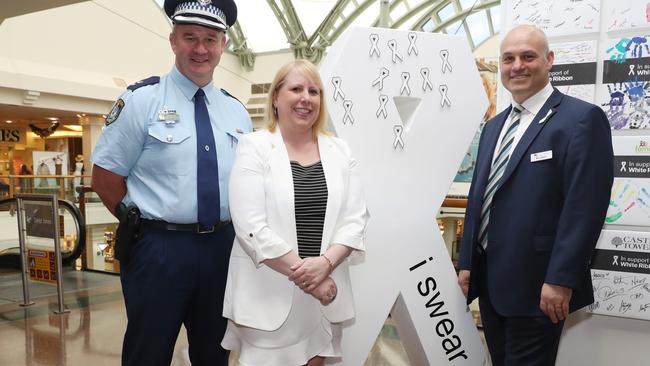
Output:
[114,202,141,264]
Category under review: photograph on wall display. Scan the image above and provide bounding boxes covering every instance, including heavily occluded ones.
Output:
[604,0,650,32]
[601,35,650,129]
[507,0,600,38]
[453,58,497,185]
[606,136,650,225]
[32,151,68,190]
[589,230,650,321]
[550,40,597,103]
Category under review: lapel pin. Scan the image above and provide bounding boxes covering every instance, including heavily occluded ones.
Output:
[538,108,554,124]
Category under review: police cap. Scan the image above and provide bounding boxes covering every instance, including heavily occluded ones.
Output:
[164,0,237,30]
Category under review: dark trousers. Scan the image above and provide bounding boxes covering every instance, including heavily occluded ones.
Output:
[120,224,234,366]
[478,254,564,366]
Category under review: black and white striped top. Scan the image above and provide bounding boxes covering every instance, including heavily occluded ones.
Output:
[290,161,328,258]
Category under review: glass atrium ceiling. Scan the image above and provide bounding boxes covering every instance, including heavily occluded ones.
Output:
[157,0,500,62]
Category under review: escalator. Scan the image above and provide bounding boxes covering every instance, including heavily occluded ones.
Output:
[0,198,85,268]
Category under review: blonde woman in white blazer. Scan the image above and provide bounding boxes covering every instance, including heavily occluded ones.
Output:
[221,60,369,366]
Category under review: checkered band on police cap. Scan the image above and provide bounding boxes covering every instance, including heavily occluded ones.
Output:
[165,0,237,30]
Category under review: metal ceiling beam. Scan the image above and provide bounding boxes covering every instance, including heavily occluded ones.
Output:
[412,0,499,32]
[266,0,327,61]
[233,0,500,69]
[227,22,255,71]
[321,0,381,51]
[305,0,356,63]
[372,0,440,28]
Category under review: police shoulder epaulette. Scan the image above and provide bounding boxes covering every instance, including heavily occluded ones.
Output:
[127,76,160,91]
[221,88,245,107]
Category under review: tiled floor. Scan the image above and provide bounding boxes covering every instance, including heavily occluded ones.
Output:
[0,268,415,366]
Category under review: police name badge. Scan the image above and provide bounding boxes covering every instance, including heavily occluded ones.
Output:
[105,99,125,126]
[157,108,180,124]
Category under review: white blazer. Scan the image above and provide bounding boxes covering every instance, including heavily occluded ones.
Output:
[223,129,369,331]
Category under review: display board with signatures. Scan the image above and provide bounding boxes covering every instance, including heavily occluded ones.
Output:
[589,230,650,321]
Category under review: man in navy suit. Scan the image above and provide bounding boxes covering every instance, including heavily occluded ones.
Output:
[458,25,613,365]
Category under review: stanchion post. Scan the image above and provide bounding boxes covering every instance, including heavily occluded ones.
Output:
[51,195,69,314]
[15,196,34,307]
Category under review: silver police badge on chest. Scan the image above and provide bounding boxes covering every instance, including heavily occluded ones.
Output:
[157,107,180,125]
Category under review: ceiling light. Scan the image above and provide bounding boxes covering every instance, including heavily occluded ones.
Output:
[47,117,58,121]
[63,125,83,132]
[5,120,12,123]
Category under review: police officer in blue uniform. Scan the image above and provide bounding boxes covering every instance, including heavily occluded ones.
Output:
[91,1,250,365]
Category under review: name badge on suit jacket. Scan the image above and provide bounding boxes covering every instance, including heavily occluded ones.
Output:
[530,150,553,162]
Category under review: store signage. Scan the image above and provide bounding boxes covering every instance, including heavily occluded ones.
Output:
[0,128,21,143]
[25,203,55,239]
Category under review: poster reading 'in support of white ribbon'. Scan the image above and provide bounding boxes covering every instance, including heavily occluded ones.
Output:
[550,40,597,103]
[607,135,650,225]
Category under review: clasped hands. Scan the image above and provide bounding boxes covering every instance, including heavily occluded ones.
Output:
[289,256,337,305]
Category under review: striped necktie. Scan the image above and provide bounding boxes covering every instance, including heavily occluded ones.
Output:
[477,106,522,251]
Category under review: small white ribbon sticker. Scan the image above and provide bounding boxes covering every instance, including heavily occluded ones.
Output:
[388,39,403,63]
[343,100,354,125]
[376,95,388,119]
[372,67,390,90]
[440,49,453,73]
[420,68,433,91]
[369,33,381,57]
[439,84,451,107]
[407,32,418,56]
[393,125,405,149]
[400,72,412,96]
[331,77,345,101]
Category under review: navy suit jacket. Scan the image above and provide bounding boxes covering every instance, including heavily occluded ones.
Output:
[458,88,614,317]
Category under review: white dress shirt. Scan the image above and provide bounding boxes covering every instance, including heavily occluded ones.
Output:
[492,83,554,166]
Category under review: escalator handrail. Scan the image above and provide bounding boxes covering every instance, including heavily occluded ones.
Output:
[0,197,86,265]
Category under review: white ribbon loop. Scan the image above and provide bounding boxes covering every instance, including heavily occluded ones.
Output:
[369,33,381,57]
[440,49,453,73]
[400,72,412,96]
[331,77,346,101]
[343,100,355,125]
[372,67,390,90]
[388,39,404,63]
[393,125,405,149]
[407,32,418,56]
[420,68,433,91]
[629,65,636,75]
[439,84,451,107]
[376,95,388,119]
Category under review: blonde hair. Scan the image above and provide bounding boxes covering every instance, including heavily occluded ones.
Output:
[266,59,329,138]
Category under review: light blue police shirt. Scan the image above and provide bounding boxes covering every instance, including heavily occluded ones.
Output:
[92,66,252,223]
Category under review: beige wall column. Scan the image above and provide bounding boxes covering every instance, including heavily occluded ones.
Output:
[80,116,104,181]
[441,217,458,256]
